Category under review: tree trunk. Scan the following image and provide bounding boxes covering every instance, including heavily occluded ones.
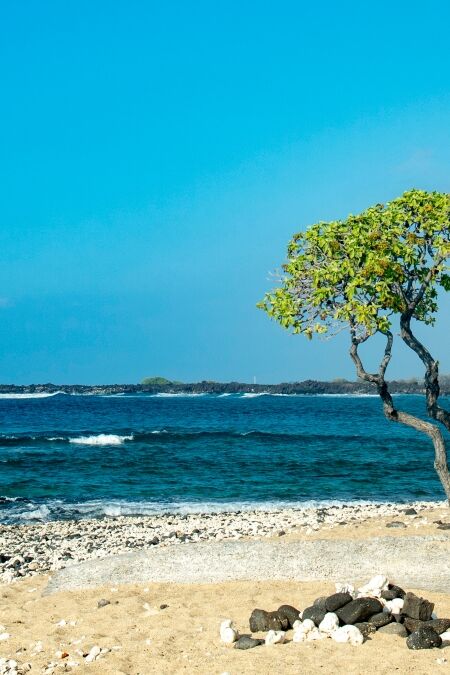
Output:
[400,312,450,433]
[350,334,450,504]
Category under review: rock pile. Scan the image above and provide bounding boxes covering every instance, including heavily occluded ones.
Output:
[220,575,450,652]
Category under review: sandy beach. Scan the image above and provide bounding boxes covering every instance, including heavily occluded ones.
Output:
[1,502,450,673]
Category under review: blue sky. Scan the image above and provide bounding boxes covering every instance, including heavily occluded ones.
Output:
[1,1,449,384]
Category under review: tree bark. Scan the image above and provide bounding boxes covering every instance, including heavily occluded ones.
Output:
[349,328,450,504]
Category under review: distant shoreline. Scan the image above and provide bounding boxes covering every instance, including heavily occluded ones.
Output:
[1,379,448,396]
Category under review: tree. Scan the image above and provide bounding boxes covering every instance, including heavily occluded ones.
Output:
[258,189,450,502]
[141,376,173,385]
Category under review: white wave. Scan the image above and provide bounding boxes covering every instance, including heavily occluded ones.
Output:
[151,429,168,434]
[218,393,232,397]
[241,392,270,398]
[21,504,51,520]
[0,391,64,399]
[153,392,206,397]
[69,434,133,446]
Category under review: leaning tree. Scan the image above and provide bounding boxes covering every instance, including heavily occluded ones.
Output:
[258,189,450,502]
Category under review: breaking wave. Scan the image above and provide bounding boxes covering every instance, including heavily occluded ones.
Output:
[68,434,134,446]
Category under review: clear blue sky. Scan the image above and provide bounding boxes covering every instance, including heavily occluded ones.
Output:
[1,1,449,384]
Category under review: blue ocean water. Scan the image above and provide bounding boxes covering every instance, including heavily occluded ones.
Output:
[0,392,448,524]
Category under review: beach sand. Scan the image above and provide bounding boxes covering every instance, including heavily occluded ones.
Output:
[1,505,450,674]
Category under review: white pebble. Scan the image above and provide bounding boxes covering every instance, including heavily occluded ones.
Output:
[331,625,363,646]
[319,612,339,635]
[384,598,404,615]
[301,619,315,633]
[220,619,239,644]
[0,633,10,641]
[335,582,355,597]
[85,646,101,663]
[265,630,286,645]
[358,575,389,598]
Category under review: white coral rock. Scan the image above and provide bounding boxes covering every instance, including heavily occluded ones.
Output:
[300,619,315,633]
[293,619,325,643]
[335,582,355,597]
[440,631,450,644]
[293,629,307,643]
[307,628,326,641]
[85,646,101,663]
[219,620,239,644]
[358,575,389,598]
[265,630,286,645]
[331,625,364,646]
[319,612,340,635]
[384,598,404,615]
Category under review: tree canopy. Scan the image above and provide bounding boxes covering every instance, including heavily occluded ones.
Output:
[258,189,450,340]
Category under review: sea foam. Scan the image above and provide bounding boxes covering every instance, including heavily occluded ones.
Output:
[69,434,133,446]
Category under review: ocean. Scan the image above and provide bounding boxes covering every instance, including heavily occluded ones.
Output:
[0,392,448,524]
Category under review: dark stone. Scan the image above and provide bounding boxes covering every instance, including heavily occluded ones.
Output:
[97,599,110,608]
[160,604,169,610]
[378,623,408,637]
[406,627,442,650]
[234,636,264,650]
[386,521,407,529]
[404,508,417,515]
[402,592,434,621]
[277,530,286,536]
[381,584,406,601]
[368,612,393,628]
[336,598,383,625]
[404,618,450,635]
[249,609,289,632]
[437,523,450,530]
[354,622,377,638]
[150,537,160,545]
[325,592,353,613]
[313,596,328,610]
[277,605,301,628]
[301,606,327,627]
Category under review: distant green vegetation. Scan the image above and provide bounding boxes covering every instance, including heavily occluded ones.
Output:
[141,376,173,385]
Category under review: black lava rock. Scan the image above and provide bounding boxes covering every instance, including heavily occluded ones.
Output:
[406,626,442,650]
[160,604,169,610]
[404,618,450,635]
[325,592,353,613]
[403,508,417,515]
[368,612,393,628]
[97,598,110,608]
[378,623,408,637]
[249,609,289,632]
[277,605,301,628]
[313,596,328,610]
[381,584,406,601]
[354,622,377,638]
[234,636,264,650]
[301,606,327,627]
[437,523,450,530]
[402,592,434,621]
[336,598,383,625]
[386,521,407,529]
